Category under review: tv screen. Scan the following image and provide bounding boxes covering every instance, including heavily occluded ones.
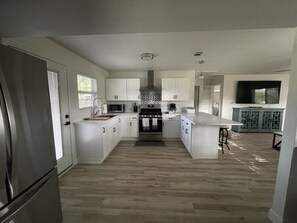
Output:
[236,81,281,104]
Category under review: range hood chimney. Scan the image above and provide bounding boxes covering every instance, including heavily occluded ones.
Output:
[140,70,160,91]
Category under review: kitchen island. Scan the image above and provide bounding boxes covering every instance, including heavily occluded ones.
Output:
[180,112,241,159]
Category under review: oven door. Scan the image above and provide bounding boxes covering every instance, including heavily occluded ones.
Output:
[139,117,163,141]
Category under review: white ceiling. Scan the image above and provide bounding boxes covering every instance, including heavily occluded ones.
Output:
[0,0,296,74]
[52,29,295,73]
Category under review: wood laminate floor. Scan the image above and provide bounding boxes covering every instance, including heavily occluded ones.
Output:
[59,133,279,223]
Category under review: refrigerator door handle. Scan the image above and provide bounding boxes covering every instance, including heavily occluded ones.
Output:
[0,71,16,198]
[0,85,9,208]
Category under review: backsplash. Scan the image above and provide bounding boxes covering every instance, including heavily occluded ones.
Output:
[140,91,161,104]
[106,101,140,112]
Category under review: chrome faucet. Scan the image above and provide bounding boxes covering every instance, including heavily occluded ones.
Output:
[92,97,105,117]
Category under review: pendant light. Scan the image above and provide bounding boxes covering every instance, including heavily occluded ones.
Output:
[198,59,205,79]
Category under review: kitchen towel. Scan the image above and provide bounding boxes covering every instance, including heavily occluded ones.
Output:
[152,118,158,130]
[142,118,150,131]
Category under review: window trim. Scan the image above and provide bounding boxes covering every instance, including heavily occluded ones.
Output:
[77,74,97,109]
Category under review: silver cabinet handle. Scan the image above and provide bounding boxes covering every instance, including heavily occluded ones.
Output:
[118,118,121,123]
[130,122,132,126]
[103,127,105,133]
[168,117,173,119]
[113,127,116,132]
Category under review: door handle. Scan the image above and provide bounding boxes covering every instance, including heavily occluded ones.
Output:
[65,121,71,126]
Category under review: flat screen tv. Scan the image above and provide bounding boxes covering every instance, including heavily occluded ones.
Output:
[236,81,281,104]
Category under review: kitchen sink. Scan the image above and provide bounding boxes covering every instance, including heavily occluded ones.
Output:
[84,115,116,121]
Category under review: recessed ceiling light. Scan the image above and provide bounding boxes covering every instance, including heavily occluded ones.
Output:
[194,52,203,57]
[141,53,154,61]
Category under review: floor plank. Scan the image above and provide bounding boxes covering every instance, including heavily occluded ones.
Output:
[59,133,279,223]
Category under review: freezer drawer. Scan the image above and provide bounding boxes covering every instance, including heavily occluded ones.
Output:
[0,169,63,223]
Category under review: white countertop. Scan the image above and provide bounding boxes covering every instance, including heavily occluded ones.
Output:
[74,112,138,125]
[181,112,242,126]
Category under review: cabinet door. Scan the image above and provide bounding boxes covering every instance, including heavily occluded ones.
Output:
[163,120,180,138]
[126,79,140,101]
[107,127,114,155]
[105,79,127,100]
[130,115,139,137]
[102,126,108,159]
[105,79,115,101]
[176,78,189,100]
[271,110,283,131]
[238,109,251,132]
[260,110,272,132]
[120,116,130,138]
[114,123,120,146]
[180,118,186,145]
[162,78,176,100]
[250,110,261,132]
[185,121,192,152]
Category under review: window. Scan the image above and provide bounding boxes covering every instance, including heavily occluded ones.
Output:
[77,74,97,108]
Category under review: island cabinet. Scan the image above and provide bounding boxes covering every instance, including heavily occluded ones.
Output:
[180,117,192,153]
[232,108,284,132]
[162,78,189,101]
[180,113,241,159]
[106,78,140,101]
[163,114,180,139]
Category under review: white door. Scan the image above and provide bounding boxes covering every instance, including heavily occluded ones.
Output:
[47,61,72,174]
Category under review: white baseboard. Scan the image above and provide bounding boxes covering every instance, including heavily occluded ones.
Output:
[268,208,283,223]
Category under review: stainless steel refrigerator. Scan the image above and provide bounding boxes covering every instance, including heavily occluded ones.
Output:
[0,44,63,222]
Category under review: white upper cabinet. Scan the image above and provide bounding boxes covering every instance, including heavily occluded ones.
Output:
[126,79,140,101]
[106,79,127,100]
[162,78,189,101]
[106,78,140,101]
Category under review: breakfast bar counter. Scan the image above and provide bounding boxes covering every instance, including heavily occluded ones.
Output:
[180,112,242,159]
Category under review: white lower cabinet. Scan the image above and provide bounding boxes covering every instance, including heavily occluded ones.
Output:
[107,122,119,156]
[163,114,180,138]
[180,117,192,154]
[75,114,139,164]
[120,114,139,139]
[74,122,108,164]
[130,115,139,137]
[75,117,120,164]
[180,114,219,159]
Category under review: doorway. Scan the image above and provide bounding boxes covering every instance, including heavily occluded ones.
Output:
[211,85,221,116]
[47,61,72,174]
[194,86,200,112]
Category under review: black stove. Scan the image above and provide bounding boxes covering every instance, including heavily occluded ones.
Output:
[138,104,163,141]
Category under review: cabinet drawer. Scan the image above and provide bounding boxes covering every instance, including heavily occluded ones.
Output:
[163,114,180,121]
[130,115,138,121]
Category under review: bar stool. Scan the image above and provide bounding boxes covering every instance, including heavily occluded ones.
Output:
[219,126,230,154]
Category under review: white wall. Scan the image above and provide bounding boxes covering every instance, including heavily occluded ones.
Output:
[221,74,290,120]
[109,70,195,112]
[2,37,108,165]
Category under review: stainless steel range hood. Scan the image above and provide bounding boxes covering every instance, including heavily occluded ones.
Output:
[140,70,160,91]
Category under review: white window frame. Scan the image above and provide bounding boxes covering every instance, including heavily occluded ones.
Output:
[77,74,97,109]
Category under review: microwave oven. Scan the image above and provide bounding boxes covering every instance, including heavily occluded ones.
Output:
[108,104,125,113]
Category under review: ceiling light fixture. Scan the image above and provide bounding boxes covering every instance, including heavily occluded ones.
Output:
[141,53,154,61]
[198,59,205,79]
